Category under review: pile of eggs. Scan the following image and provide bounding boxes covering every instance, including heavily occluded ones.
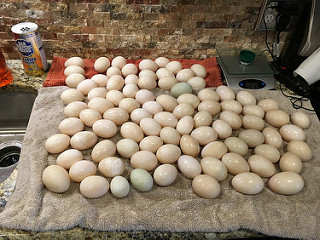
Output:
[42,56,312,199]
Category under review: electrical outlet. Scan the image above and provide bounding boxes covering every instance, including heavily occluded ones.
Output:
[255,0,279,31]
[26,10,43,18]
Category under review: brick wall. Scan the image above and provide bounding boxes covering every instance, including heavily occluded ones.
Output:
[0,0,275,60]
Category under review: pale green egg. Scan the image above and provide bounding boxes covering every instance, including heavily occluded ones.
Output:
[130,168,153,192]
[170,82,193,98]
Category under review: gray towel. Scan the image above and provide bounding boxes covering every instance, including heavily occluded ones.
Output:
[0,86,319,239]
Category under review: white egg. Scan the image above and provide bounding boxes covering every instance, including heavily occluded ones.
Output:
[159,127,181,145]
[139,69,157,80]
[242,114,265,131]
[42,165,70,193]
[122,83,139,98]
[91,74,109,87]
[280,124,305,142]
[197,88,219,102]
[121,63,138,77]
[173,103,194,119]
[77,79,98,96]
[176,69,195,82]
[153,164,178,186]
[57,149,83,169]
[64,101,88,118]
[139,59,158,71]
[116,138,139,158]
[107,75,124,91]
[247,155,276,177]
[158,76,178,90]
[190,64,207,78]
[130,151,158,171]
[286,140,312,161]
[177,155,201,179]
[262,127,283,149]
[156,94,178,112]
[118,98,140,113]
[91,139,116,163]
[166,61,182,74]
[92,119,117,138]
[94,57,110,73]
[80,175,109,198]
[140,118,162,136]
[201,141,228,159]
[130,108,153,124]
[177,93,200,109]
[193,111,212,128]
[58,117,84,136]
[105,90,124,106]
[200,157,228,181]
[110,176,130,198]
[221,152,250,175]
[224,137,249,156]
[106,66,121,78]
[219,110,242,130]
[120,122,144,142]
[125,74,139,85]
[198,100,221,116]
[142,101,163,115]
[139,136,163,153]
[238,129,264,148]
[257,98,279,111]
[190,126,218,146]
[216,85,235,101]
[135,89,155,105]
[45,134,70,154]
[269,172,304,195]
[254,144,280,163]
[66,73,86,88]
[70,131,98,150]
[98,157,125,177]
[232,172,264,195]
[279,152,303,173]
[155,57,170,68]
[138,76,157,90]
[130,168,153,192]
[61,89,84,105]
[103,107,129,125]
[176,115,194,135]
[79,108,102,127]
[65,57,85,68]
[220,100,242,114]
[69,160,96,182]
[154,111,178,128]
[236,90,256,105]
[156,68,174,79]
[187,76,206,91]
[156,144,181,164]
[242,104,265,118]
[64,65,85,77]
[192,174,221,199]
[290,111,310,129]
[88,97,114,114]
[111,56,126,69]
[87,87,108,100]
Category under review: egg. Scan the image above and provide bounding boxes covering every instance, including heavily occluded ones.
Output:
[220,100,242,114]
[139,136,163,153]
[69,160,96,182]
[279,152,303,173]
[269,171,304,195]
[156,94,178,112]
[159,127,181,145]
[193,111,212,128]
[219,110,242,130]
[116,138,139,158]
[257,98,279,112]
[64,65,85,77]
[130,168,153,192]
[212,120,233,139]
[110,176,130,198]
[92,119,117,138]
[139,118,162,136]
[170,82,193,98]
[176,116,194,135]
[154,111,178,128]
[142,101,163,115]
[242,114,265,131]
[190,64,207,78]
[232,172,264,195]
[88,97,114,114]
[135,89,155,105]
[286,140,312,161]
[216,85,235,101]
[122,83,139,98]
[254,144,280,163]
[156,144,181,164]
[106,75,124,91]
[79,108,102,127]
[177,93,200,109]
[70,131,97,150]
[197,88,220,102]
[176,69,195,82]
[187,76,206,90]
[265,109,290,128]
[130,108,153,124]
[57,149,83,169]
[58,117,84,136]
[94,57,110,73]
[111,56,126,69]
[177,155,201,179]
[242,104,265,118]
[91,139,116,163]
[98,157,125,177]
[201,141,228,159]
[45,134,70,154]
[125,74,139,85]
[121,63,138,77]
[198,100,221,116]
[42,165,70,193]
[238,129,264,148]
[139,59,158,71]
[105,90,124,106]
[106,66,121,77]
[120,122,144,142]
[173,103,194,119]
[65,57,85,68]
[80,175,109,198]
[279,124,305,142]
[139,69,157,80]
[77,79,98,96]
[153,164,178,186]
[65,73,85,88]
[191,126,218,146]
[155,57,170,68]
[61,89,84,105]
[156,68,174,79]
[166,60,182,74]
[192,175,221,199]
[221,152,250,175]
[103,107,129,125]
[91,74,109,87]
[290,111,310,129]
[118,98,140,113]
[180,135,200,157]
[236,90,256,105]
[64,101,88,118]
[87,87,108,100]
[224,137,249,156]
[138,76,157,90]
[247,155,276,177]
[262,127,283,149]
[200,157,228,181]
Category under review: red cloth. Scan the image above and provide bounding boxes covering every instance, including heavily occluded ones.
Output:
[43,56,222,87]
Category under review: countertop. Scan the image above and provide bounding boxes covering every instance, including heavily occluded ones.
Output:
[0,60,278,239]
